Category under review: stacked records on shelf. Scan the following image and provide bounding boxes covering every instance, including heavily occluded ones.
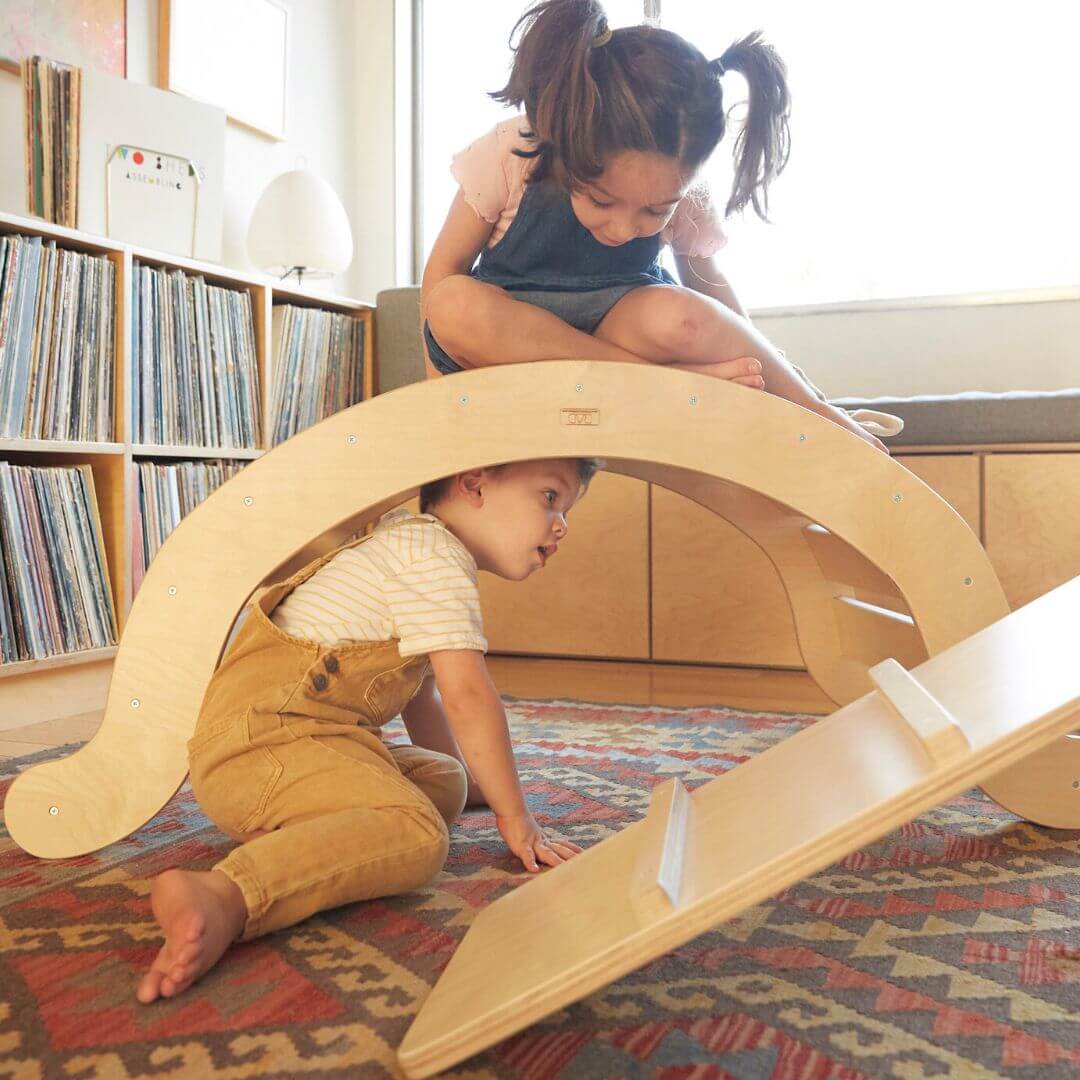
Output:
[0,233,116,441]
[21,56,81,229]
[132,262,261,448]
[268,305,364,446]
[0,461,118,664]
[133,459,248,594]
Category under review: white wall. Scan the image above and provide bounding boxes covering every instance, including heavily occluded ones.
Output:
[756,294,1080,399]
[1,0,367,300]
[349,0,398,300]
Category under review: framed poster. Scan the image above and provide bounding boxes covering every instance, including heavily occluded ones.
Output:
[0,0,126,76]
[159,0,288,140]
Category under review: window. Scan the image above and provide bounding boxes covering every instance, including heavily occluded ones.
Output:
[420,0,644,262]
[419,1,1080,308]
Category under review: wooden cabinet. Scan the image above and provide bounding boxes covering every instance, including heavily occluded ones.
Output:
[480,473,650,659]
[985,454,1080,608]
[649,454,985,669]
[651,486,802,667]
[895,454,981,536]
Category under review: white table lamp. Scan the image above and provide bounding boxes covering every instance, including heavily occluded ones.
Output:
[247,168,353,284]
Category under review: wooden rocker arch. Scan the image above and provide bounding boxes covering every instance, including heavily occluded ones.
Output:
[5,361,1076,860]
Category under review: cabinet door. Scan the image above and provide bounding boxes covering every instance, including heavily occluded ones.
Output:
[480,473,650,659]
[651,486,803,667]
[985,453,1080,608]
[894,454,981,535]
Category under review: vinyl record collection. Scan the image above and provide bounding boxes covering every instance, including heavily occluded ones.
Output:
[21,56,81,229]
[0,461,117,664]
[0,232,116,441]
[1,222,367,667]
[132,459,247,593]
[268,304,364,446]
[132,261,261,448]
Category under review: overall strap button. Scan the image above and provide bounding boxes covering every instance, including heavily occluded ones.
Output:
[324,655,339,673]
[312,674,329,691]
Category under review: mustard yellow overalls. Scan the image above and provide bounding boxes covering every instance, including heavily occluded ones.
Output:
[187,534,469,940]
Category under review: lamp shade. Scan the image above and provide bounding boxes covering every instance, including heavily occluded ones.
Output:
[247,169,353,278]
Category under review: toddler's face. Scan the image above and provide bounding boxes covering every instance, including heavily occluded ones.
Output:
[475,460,585,581]
[570,151,688,247]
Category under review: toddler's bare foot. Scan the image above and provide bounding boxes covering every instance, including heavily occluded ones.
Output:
[136,868,247,1004]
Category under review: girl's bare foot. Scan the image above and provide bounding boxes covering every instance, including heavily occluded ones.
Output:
[136,868,247,1004]
[814,403,890,453]
[672,355,766,389]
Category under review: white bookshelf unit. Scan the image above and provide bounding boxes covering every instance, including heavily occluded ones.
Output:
[0,210,373,730]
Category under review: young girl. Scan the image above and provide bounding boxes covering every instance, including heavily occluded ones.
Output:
[422,0,897,451]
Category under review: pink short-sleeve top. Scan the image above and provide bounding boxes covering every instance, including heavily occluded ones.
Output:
[451,116,727,258]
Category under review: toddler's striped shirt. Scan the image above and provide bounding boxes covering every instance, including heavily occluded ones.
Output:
[271,509,487,656]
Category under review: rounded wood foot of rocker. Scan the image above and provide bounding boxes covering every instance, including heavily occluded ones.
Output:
[980,738,1080,828]
[4,734,189,858]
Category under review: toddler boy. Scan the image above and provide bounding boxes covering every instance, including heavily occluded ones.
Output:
[136,457,598,1004]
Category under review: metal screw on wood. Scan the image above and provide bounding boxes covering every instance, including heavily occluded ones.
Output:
[131,699,141,709]
[963,577,973,586]
[459,395,469,406]
[346,434,358,445]
[49,806,59,815]
[893,494,903,503]
[243,496,254,506]
[168,586,177,596]
[575,384,584,393]
[799,433,807,442]
[689,395,698,406]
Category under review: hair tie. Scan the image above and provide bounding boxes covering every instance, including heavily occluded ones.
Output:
[593,28,612,47]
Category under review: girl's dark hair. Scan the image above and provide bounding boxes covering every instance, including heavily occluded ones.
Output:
[491,0,790,218]
[419,458,603,514]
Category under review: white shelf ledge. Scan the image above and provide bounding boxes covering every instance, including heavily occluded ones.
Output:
[0,646,119,679]
[131,444,265,460]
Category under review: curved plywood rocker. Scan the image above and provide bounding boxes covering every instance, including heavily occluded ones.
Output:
[5,361,1076,863]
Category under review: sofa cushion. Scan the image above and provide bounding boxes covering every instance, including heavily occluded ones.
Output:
[834,389,1080,446]
[374,287,425,392]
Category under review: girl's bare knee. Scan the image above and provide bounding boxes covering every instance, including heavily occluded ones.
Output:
[642,289,707,358]
[427,277,504,360]
[425,276,472,349]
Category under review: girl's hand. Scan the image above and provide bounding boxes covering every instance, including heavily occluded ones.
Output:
[496,811,583,873]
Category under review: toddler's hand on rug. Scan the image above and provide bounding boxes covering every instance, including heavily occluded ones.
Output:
[496,811,582,873]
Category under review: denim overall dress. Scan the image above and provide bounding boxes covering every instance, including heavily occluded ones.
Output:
[424,176,677,374]
[187,532,469,940]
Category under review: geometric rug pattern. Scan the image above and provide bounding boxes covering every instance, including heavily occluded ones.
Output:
[1,698,1077,1078]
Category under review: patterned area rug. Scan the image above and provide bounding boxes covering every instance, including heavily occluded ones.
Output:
[1,699,1077,1079]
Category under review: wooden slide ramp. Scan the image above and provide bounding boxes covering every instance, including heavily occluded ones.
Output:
[398,575,1080,1078]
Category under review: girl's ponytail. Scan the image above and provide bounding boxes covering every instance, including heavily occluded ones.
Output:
[714,32,791,219]
[490,0,611,184]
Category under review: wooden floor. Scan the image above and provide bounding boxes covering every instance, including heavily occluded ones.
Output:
[0,658,832,762]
